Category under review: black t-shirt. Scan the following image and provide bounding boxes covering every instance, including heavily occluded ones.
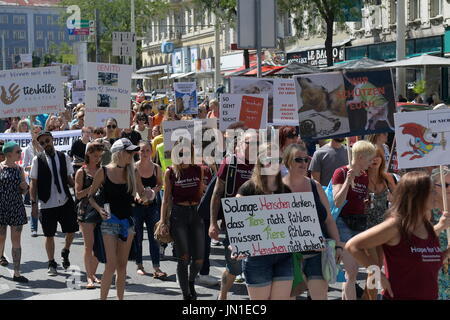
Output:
[69,139,87,166]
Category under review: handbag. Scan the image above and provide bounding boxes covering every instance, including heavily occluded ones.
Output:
[341,214,367,232]
[154,221,173,244]
[76,167,105,224]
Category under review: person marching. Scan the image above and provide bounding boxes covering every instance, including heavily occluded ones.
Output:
[30,131,79,276]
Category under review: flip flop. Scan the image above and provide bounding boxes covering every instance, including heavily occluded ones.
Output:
[93,277,101,284]
[86,282,96,290]
[137,269,146,276]
[153,271,167,279]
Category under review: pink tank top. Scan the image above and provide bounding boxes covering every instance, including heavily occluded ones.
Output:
[382,229,443,300]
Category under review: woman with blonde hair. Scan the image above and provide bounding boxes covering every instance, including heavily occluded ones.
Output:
[366,133,390,165]
[18,120,30,133]
[332,140,376,300]
[88,138,153,300]
[163,103,179,122]
[282,143,343,300]
[346,171,450,300]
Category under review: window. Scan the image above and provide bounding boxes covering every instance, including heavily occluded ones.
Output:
[0,31,9,40]
[390,0,397,24]
[58,32,64,41]
[35,47,44,57]
[13,15,25,25]
[13,47,21,54]
[47,31,54,40]
[68,35,76,41]
[0,15,8,24]
[409,0,420,20]
[36,31,43,40]
[36,16,43,25]
[13,31,26,40]
[430,0,441,17]
[47,16,53,25]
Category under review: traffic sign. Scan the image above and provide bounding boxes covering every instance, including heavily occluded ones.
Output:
[72,19,90,28]
[74,28,90,35]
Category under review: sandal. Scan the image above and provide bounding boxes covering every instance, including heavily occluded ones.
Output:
[153,270,167,279]
[86,282,96,290]
[137,268,146,276]
[0,256,8,267]
[93,277,101,284]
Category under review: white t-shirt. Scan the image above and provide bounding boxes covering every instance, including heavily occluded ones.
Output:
[30,152,74,210]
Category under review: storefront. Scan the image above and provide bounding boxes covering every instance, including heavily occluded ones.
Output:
[286,40,348,68]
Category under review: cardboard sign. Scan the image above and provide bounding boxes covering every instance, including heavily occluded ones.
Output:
[85,63,132,129]
[394,109,450,169]
[294,70,396,141]
[219,93,268,131]
[0,67,64,117]
[174,82,198,115]
[231,77,298,125]
[222,192,325,257]
[71,79,86,104]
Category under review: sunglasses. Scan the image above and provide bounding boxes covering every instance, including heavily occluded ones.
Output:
[435,183,450,189]
[294,157,310,164]
[107,125,117,129]
[39,138,52,146]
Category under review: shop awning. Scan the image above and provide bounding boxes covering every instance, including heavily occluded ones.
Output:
[159,73,180,80]
[176,71,195,79]
[136,65,167,74]
[224,63,285,77]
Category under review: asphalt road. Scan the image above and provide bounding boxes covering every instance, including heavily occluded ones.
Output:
[0,205,368,300]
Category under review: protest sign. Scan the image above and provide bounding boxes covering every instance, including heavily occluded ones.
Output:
[294,70,396,141]
[85,63,132,128]
[0,130,81,156]
[162,119,217,159]
[71,80,86,104]
[174,82,198,115]
[219,93,268,131]
[0,67,64,118]
[394,109,450,169]
[222,192,325,257]
[231,77,298,125]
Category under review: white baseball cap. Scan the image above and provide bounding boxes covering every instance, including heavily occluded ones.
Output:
[110,138,140,154]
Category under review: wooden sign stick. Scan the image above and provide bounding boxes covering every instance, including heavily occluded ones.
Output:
[347,137,354,188]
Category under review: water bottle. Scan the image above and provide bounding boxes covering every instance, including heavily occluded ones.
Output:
[103,203,111,220]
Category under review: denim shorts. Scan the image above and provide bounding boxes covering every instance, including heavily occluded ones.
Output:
[302,253,323,280]
[223,236,243,276]
[243,253,293,287]
[336,216,361,242]
[101,221,135,237]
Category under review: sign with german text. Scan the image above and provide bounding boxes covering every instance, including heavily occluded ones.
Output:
[222,193,325,257]
[85,63,132,129]
[0,66,64,118]
[219,93,268,131]
[395,109,450,169]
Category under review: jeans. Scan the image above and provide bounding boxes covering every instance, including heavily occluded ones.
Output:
[243,253,293,287]
[132,203,161,267]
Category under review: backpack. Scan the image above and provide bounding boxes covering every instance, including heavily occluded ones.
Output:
[198,155,238,221]
[323,168,348,220]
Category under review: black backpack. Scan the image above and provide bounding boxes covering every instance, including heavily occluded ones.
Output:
[198,155,238,221]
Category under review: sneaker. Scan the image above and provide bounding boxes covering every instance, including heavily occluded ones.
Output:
[61,249,70,270]
[31,230,38,238]
[211,239,222,246]
[0,256,8,267]
[48,260,57,276]
[196,274,220,286]
[234,274,245,283]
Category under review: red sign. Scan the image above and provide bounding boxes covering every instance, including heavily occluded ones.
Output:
[74,28,90,35]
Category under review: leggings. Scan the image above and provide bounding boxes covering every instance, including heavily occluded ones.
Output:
[170,204,205,297]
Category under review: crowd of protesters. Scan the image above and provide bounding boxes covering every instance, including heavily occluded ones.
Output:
[0,90,449,301]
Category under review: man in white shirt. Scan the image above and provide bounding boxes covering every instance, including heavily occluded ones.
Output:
[29,131,78,276]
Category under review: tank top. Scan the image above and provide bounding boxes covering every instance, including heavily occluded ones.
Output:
[75,167,94,207]
[136,165,158,206]
[103,169,134,220]
[169,165,202,205]
[382,229,443,300]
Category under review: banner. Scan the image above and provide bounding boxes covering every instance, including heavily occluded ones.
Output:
[71,79,86,104]
[231,77,298,125]
[174,82,198,115]
[85,63,132,129]
[219,93,268,131]
[0,130,82,154]
[395,109,450,169]
[162,119,217,159]
[294,70,396,141]
[0,66,64,118]
[222,193,325,257]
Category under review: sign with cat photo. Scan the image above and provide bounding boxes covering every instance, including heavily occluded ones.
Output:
[294,70,396,141]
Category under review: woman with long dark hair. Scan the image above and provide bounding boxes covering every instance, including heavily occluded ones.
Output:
[346,171,450,300]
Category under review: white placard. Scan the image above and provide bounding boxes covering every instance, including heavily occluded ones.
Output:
[272,79,298,125]
[219,93,268,131]
[0,67,64,117]
[174,82,198,115]
[222,192,325,257]
[85,63,132,129]
[395,109,450,169]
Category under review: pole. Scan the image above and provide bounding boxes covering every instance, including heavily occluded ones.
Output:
[256,0,262,78]
[396,0,406,97]
[167,53,170,96]
[214,15,221,91]
[131,0,136,71]
[1,34,5,70]
[346,137,354,188]
[95,9,101,62]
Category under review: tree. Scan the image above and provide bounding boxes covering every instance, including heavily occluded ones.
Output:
[59,0,169,65]
[278,0,363,67]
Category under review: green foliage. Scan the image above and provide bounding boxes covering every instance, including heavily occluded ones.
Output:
[193,0,237,25]
[413,80,426,95]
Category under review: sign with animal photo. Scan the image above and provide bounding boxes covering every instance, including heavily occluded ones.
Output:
[174,82,198,115]
[0,66,64,118]
[85,63,132,129]
[221,193,325,257]
[294,70,396,141]
[394,109,450,169]
[219,93,268,131]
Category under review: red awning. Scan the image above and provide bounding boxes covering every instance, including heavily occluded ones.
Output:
[243,65,285,76]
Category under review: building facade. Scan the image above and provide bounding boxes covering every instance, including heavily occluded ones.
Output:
[0,0,79,70]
